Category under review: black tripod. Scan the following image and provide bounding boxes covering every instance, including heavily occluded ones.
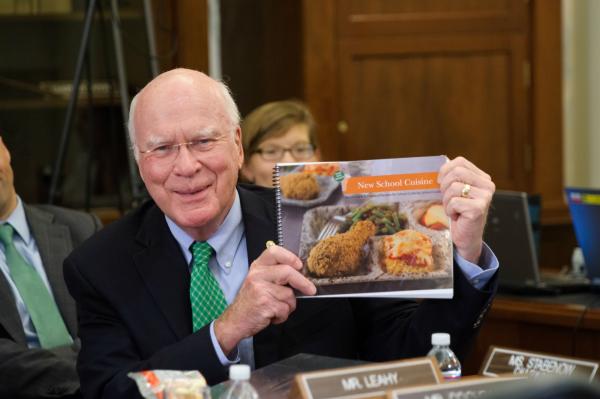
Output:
[48,0,156,208]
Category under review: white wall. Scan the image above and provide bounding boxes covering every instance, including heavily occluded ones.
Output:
[563,0,600,187]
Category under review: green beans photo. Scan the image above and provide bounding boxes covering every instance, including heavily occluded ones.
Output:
[341,202,406,235]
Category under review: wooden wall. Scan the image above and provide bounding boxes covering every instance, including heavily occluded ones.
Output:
[531,0,565,224]
[304,0,531,194]
[153,0,209,74]
[221,0,303,116]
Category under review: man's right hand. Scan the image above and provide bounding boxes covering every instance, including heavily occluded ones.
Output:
[214,244,316,354]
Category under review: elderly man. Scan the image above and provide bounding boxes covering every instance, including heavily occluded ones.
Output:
[64,68,498,399]
[0,136,101,398]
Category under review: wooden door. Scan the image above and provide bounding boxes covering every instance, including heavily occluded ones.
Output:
[304,0,532,191]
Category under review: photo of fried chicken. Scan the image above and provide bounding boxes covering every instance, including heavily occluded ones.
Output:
[307,220,376,277]
[280,172,320,200]
[381,229,434,275]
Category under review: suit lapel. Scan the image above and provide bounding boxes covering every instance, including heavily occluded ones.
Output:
[133,205,192,341]
[0,271,26,343]
[238,186,285,367]
[238,186,277,264]
[25,205,78,336]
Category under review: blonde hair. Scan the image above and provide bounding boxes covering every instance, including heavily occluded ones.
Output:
[241,100,317,159]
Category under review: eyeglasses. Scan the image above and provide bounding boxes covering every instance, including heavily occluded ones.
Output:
[254,143,315,162]
[138,138,221,164]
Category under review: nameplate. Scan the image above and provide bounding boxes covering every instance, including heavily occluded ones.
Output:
[387,375,525,399]
[291,357,443,399]
[480,346,599,381]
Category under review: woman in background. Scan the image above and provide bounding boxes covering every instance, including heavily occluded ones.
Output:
[241,100,321,187]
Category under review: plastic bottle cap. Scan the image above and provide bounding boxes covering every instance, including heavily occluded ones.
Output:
[229,364,251,380]
[431,332,450,346]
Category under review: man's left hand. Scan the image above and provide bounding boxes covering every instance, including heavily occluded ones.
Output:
[438,156,495,264]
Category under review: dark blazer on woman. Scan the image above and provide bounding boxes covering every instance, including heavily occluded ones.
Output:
[64,185,496,399]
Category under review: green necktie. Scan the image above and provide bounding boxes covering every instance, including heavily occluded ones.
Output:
[189,241,228,331]
[0,223,72,348]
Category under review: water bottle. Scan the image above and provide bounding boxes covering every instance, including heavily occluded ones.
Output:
[427,332,461,380]
[222,364,259,399]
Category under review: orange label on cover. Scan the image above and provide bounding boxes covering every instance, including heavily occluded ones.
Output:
[344,172,439,195]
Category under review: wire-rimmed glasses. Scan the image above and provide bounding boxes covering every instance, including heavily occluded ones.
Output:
[253,143,315,162]
[138,138,221,164]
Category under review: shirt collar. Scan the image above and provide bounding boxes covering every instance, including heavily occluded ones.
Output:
[2,197,31,244]
[165,190,244,272]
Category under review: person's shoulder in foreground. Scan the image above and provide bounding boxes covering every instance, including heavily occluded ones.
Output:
[0,135,101,399]
[31,204,101,241]
[64,68,498,399]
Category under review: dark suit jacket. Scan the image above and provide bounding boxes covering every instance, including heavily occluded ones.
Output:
[64,185,496,399]
[0,204,101,399]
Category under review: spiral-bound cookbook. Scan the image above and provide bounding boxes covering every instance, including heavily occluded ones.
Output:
[273,155,453,298]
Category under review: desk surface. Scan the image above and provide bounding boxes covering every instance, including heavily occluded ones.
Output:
[493,292,600,329]
[211,354,364,399]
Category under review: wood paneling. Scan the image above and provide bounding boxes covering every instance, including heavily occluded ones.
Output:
[337,34,529,190]
[338,0,527,35]
[222,0,303,116]
[153,0,208,73]
[304,0,532,191]
[302,0,338,160]
[531,0,565,224]
[175,0,208,72]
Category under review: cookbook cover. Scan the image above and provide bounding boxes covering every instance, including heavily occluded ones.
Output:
[274,155,453,298]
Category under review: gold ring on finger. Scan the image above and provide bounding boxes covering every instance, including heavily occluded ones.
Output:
[461,183,471,198]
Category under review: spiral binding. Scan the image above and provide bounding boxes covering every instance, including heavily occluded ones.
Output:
[273,164,283,245]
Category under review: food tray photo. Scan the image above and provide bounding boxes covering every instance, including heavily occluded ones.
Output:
[298,200,453,291]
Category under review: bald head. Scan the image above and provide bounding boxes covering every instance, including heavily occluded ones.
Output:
[128,68,240,159]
